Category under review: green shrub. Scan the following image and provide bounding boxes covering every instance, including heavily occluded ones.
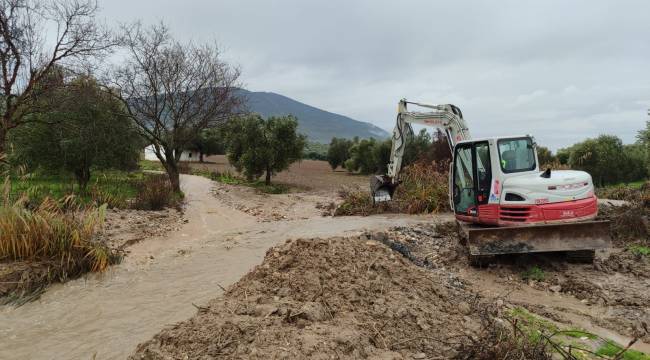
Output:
[521,266,546,282]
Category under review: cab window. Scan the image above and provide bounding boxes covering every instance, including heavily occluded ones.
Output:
[498,137,536,173]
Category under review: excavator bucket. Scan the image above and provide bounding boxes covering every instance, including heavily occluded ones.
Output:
[461,220,611,259]
[370,175,397,203]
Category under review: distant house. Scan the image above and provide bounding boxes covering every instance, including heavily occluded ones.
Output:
[143,145,199,162]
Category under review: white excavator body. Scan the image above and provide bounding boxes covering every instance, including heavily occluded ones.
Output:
[371,100,610,263]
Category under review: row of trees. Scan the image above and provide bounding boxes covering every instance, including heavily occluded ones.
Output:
[326,122,650,188]
[327,129,451,175]
[549,128,650,186]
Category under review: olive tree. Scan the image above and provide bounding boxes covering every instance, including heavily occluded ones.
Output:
[189,128,224,162]
[327,137,353,170]
[568,135,645,186]
[0,0,113,158]
[223,114,305,185]
[10,74,141,188]
[112,23,240,192]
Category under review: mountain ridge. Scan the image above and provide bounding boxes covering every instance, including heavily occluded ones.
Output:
[236,89,389,143]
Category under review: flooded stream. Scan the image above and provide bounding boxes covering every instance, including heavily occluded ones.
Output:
[0,175,426,359]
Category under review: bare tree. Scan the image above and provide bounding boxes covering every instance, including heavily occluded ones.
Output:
[112,23,241,192]
[0,0,113,156]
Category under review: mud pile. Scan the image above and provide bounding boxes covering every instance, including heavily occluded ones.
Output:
[131,235,482,359]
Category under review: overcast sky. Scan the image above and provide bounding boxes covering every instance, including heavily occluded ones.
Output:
[100,0,650,150]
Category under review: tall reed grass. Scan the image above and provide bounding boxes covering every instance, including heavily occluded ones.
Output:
[0,178,115,276]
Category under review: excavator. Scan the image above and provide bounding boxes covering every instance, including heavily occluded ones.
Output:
[371,99,611,263]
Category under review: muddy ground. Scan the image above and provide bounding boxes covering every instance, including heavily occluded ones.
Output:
[193,155,367,192]
[131,217,650,359]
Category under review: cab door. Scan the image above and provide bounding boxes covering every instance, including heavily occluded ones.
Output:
[452,143,477,215]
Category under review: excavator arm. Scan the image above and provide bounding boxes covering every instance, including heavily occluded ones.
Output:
[371,99,471,203]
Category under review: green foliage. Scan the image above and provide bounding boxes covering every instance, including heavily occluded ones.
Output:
[521,266,546,282]
[193,169,291,194]
[536,146,556,167]
[344,138,391,174]
[563,135,647,186]
[556,148,570,165]
[139,160,164,171]
[403,129,431,165]
[629,245,650,256]
[9,171,143,209]
[596,340,650,360]
[188,128,225,162]
[637,120,650,174]
[327,138,354,170]
[9,75,141,188]
[304,142,328,161]
[223,114,306,185]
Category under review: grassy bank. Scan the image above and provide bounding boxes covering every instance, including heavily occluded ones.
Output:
[0,194,118,304]
[10,171,145,208]
[192,168,291,194]
[1,169,183,303]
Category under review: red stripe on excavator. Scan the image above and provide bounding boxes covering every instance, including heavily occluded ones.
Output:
[457,196,598,226]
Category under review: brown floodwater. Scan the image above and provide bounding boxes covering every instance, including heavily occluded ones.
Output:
[0,175,427,359]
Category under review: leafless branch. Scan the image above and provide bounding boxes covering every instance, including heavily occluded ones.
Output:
[110,22,242,190]
[0,0,115,154]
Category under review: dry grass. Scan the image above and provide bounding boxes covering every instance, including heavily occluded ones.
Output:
[132,174,182,211]
[597,181,649,245]
[335,161,449,216]
[0,179,116,278]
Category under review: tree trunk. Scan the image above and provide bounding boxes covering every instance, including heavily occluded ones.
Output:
[75,167,91,191]
[265,166,272,185]
[199,152,204,163]
[0,126,7,162]
[167,164,181,193]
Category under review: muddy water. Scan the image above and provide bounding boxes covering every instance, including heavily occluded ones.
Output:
[0,175,429,360]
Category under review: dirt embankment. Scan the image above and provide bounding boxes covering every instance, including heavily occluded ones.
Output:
[131,235,483,359]
[131,218,650,359]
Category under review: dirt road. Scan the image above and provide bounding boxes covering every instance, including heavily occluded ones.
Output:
[0,175,432,360]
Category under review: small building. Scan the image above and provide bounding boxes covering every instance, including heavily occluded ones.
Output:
[143,145,199,162]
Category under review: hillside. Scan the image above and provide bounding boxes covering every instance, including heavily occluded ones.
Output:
[236,89,389,143]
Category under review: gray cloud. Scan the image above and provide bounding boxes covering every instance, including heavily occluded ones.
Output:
[99,0,650,149]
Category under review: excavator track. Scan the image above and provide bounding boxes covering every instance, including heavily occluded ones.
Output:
[458,220,611,265]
